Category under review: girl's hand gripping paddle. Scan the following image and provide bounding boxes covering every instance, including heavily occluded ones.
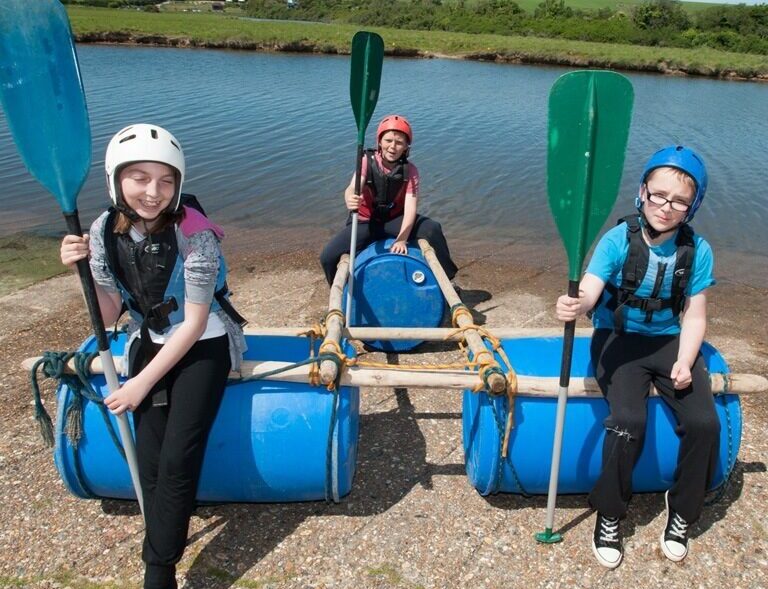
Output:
[535,70,633,544]
[0,0,145,517]
[345,31,384,325]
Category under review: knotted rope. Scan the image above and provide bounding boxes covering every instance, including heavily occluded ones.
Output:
[29,351,125,458]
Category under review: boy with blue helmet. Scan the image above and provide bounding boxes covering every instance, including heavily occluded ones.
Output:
[556,145,719,569]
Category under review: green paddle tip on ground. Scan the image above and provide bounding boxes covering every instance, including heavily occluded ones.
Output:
[535,528,564,544]
[547,70,634,281]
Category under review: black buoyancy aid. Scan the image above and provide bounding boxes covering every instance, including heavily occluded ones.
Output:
[103,193,246,335]
[364,148,409,221]
[602,215,695,333]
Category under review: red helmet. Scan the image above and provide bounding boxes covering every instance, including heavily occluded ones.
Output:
[376,115,412,144]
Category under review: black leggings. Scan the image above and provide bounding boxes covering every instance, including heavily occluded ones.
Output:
[131,335,230,588]
[588,329,720,523]
[319,214,458,285]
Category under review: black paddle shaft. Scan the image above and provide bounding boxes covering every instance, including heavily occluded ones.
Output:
[64,211,110,353]
[558,279,580,388]
[353,143,364,203]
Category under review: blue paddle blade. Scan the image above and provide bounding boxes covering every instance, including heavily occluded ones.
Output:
[0,0,91,214]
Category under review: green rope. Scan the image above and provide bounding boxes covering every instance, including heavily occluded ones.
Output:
[234,352,344,385]
[705,393,736,506]
[325,388,341,503]
[29,351,125,458]
[233,351,345,503]
[488,395,530,497]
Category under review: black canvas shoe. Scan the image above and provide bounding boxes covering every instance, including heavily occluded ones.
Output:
[660,491,690,562]
[592,512,623,569]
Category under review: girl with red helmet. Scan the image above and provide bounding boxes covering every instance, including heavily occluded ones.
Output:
[320,114,458,285]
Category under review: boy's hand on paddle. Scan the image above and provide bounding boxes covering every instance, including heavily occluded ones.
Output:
[344,191,362,211]
[671,361,693,389]
[390,240,408,255]
[555,294,581,322]
[60,233,90,268]
[105,377,151,415]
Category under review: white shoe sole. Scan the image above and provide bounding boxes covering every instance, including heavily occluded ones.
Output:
[661,491,688,562]
[592,539,622,569]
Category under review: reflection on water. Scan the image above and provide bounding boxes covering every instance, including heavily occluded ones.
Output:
[0,45,765,286]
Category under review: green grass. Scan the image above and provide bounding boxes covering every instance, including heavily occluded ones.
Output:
[426,0,730,12]
[0,234,67,298]
[67,6,768,78]
[160,0,246,14]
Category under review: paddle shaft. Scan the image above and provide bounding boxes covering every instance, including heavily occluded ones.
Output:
[64,212,145,517]
[542,280,579,535]
[344,143,365,324]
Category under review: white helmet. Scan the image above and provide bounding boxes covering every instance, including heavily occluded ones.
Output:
[105,124,186,213]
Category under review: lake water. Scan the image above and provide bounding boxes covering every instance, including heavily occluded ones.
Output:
[1,45,766,286]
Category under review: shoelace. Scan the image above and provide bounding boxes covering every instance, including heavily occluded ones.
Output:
[599,517,620,543]
[668,513,689,540]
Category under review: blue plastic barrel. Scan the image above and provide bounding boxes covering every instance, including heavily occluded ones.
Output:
[463,337,741,495]
[345,238,445,352]
[54,334,360,503]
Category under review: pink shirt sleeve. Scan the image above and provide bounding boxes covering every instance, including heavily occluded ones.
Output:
[406,163,419,197]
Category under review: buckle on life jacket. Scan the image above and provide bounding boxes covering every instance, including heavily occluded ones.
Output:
[638,297,664,312]
[145,297,179,333]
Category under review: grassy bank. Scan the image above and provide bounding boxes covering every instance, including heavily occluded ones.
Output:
[0,234,67,298]
[67,6,768,80]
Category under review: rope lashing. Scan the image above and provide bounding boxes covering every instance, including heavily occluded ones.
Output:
[29,351,125,457]
[324,308,345,325]
[446,309,520,458]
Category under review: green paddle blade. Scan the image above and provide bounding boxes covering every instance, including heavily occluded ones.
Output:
[548,71,634,281]
[0,0,91,214]
[349,31,384,145]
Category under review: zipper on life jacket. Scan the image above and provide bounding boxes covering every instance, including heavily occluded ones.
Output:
[645,261,667,323]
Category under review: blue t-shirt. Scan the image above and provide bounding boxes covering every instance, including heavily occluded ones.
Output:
[586,219,716,335]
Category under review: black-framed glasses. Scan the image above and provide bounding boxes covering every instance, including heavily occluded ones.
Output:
[644,185,691,213]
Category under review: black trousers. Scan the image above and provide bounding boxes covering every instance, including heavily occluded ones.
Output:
[588,329,720,523]
[131,335,230,589]
[319,213,458,285]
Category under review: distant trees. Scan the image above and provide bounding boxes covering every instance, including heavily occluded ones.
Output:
[242,0,768,56]
[631,0,690,31]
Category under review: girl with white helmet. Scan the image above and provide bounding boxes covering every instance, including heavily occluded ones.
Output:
[320,114,458,285]
[60,124,245,589]
[555,145,719,570]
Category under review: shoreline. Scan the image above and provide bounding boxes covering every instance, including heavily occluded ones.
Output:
[74,32,768,83]
[66,7,768,82]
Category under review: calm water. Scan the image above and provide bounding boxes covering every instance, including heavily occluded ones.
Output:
[1,46,766,285]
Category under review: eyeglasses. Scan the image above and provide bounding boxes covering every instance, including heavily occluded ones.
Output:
[644,185,691,213]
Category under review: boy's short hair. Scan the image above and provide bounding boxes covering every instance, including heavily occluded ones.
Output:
[645,166,696,194]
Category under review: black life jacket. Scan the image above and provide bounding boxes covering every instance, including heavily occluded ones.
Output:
[364,148,409,221]
[601,215,695,333]
[103,193,246,335]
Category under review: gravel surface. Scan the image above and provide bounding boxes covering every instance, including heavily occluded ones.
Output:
[1,246,766,589]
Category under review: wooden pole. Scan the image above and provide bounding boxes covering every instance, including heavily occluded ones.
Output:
[417,238,507,394]
[242,326,596,341]
[319,254,350,385]
[22,356,766,396]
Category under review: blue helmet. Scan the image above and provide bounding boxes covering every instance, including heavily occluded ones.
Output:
[636,145,708,223]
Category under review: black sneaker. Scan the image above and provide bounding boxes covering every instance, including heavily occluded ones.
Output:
[592,512,623,569]
[660,491,690,562]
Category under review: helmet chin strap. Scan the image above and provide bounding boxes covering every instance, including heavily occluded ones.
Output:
[115,201,141,223]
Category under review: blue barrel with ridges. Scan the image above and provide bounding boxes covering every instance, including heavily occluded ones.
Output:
[54,333,360,503]
[463,336,741,495]
[345,238,445,352]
